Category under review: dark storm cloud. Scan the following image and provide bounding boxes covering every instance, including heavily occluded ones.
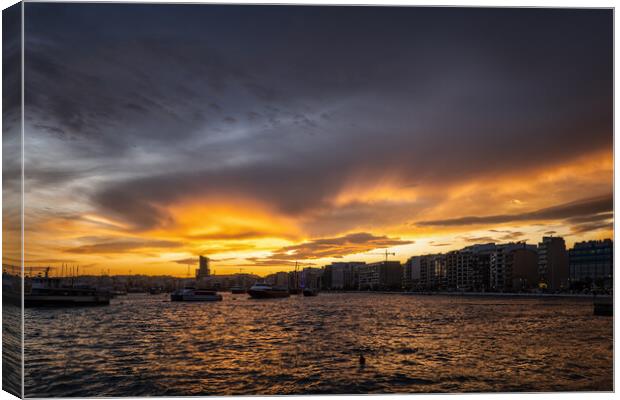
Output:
[186,229,296,241]
[461,236,496,244]
[23,5,612,228]
[65,238,181,254]
[570,221,614,234]
[92,160,353,230]
[417,194,612,227]
[241,231,408,266]
[567,212,614,224]
[3,3,21,131]
[267,232,413,260]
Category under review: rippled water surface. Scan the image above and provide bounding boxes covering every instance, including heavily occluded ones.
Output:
[24,293,612,396]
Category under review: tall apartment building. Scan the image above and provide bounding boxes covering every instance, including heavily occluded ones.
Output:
[301,267,323,289]
[323,262,365,290]
[358,261,403,290]
[445,250,481,291]
[418,254,447,290]
[488,243,538,291]
[510,247,539,291]
[569,239,613,289]
[403,256,421,290]
[538,236,569,291]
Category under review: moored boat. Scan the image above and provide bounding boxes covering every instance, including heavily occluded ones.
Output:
[25,276,110,307]
[248,283,290,299]
[171,287,223,302]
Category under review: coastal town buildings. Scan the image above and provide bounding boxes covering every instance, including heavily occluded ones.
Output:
[358,261,403,290]
[569,239,613,289]
[489,243,538,292]
[538,236,569,291]
[41,235,611,295]
[323,262,365,290]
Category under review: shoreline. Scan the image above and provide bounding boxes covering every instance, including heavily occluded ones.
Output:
[322,291,612,299]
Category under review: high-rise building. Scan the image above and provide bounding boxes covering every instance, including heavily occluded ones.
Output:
[489,243,538,292]
[403,256,421,290]
[323,262,365,290]
[301,267,323,289]
[569,239,613,289]
[195,255,210,280]
[418,254,446,290]
[358,261,403,290]
[538,236,569,291]
[509,247,539,291]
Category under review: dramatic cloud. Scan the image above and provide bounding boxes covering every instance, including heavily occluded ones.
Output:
[417,195,612,227]
[65,239,181,254]
[15,4,613,274]
[260,232,414,261]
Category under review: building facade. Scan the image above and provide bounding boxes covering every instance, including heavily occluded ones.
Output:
[358,261,403,290]
[569,239,613,289]
[195,255,210,280]
[489,243,538,292]
[323,262,365,290]
[538,236,569,291]
[403,256,421,290]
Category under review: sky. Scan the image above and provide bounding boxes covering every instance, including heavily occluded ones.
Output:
[6,4,613,276]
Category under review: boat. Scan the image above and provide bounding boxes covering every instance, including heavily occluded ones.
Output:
[289,261,302,295]
[25,275,110,307]
[230,286,246,294]
[248,283,290,299]
[170,287,223,302]
[303,288,319,297]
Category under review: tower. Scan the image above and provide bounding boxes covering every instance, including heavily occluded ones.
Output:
[196,256,211,280]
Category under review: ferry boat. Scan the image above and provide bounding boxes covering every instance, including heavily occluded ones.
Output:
[25,276,110,307]
[248,283,290,299]
[170,287,223,302]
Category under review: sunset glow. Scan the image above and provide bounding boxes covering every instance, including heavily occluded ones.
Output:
[4,5,611,277]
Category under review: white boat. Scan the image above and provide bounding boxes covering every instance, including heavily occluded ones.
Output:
[170,287,222,302]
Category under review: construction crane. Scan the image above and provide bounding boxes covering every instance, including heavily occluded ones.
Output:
[368,249,396,263]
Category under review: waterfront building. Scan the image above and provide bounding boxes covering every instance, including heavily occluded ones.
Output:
[489,243,538,292]
[403,256,421,290]
[418,254,446,290]
[569,239,613,289]
[266,271,289,287]
[358,261,403,290]
[538,236,569,291]
[509,246,539,291]
[324,262,365,290]
[195,255,211,280]
[441,249,493,292]
[301,267,323,289]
